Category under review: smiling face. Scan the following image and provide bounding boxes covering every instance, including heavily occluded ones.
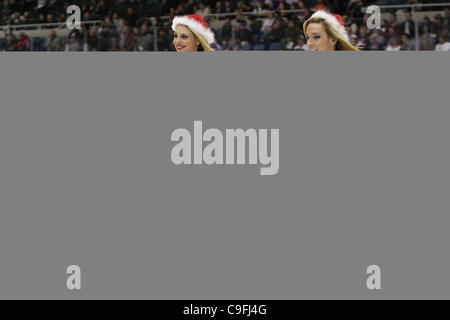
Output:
[305,22,337,51]
[173,25,199,52]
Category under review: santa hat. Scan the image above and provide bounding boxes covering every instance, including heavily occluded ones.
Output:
[172,15,215,45]
[310,10,349,42]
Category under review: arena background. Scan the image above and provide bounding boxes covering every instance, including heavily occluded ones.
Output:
[0,0,449,51]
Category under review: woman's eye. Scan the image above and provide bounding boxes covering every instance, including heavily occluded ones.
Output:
[313,35,321,40]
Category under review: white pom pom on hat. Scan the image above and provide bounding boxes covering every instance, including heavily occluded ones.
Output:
[172,14,215,45]
[309,10,349,42]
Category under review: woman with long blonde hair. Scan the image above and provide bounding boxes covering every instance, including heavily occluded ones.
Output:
[303,11,358,51]
[172,15,215,52]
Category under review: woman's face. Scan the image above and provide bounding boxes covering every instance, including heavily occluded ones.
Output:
[305,22,336,51]
[173,25,199,52]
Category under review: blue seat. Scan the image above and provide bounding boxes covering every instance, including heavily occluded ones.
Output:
[215,28,222,42]
[252,34,261,43]
[269,42,281,51]
[253,43,265,51]
[241,43,253,51]
[32,37,46,51]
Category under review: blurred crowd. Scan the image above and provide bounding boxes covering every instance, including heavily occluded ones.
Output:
[0,0,449,51]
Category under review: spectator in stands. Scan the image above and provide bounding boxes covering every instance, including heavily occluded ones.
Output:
[249,15,263,39]
[293,36,307,50]
[261,12,275,36]
[420,16,433,37]
[37,12,46,28]
[88,4,97,20]
[46,13,54,24]
[235,10,247,24]
[125,7,138,28]
[45,30,60,51]
[88,26,99,51]
[435,34,450,50]
[57,12,66,24]
[96,0,108,18]
[399,11,415,39]
[313,0,329,10]
[237,1,251,12]
[16,32,30,51]
[264,21,284,49]
[350,34,359,48]
[135,22,154,51]
[373,29,386,47]
[431,14,442,37]
[112,12,124,33]
[252,0,265,15]
[68,33,81,51]
[385,26,397,45]
[213,1,225,18]
[221,16,233,42]
[223,1,235,19]
[386,36,401,51]
[196,2,211,15]
[117,25,135,51]
[277,1,289,19]
[284,20,302,41]
[184,0,196,14]
[420,36,434,50]
[347,0,364,26]
[235,21,253,48]
[101,21,117,51]
[83,11,93,24]
[368,34,380,50]
[401,33,414,50]
[379,18,389,36]
[282,36,294,50]
[443,8,450,37]
[56,37,67,51]
[358,25,369,48]
[387,12,401,35]
[174,3,185,16]
[210,38,223,50]
[5,32,16,51]
[224,38,240,50]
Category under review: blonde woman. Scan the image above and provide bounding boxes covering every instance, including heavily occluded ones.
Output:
[172,15,215,52]
[303,11,358,51]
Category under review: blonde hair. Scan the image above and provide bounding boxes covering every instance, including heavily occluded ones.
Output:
[191,29,214,51]
[303,17,359,51]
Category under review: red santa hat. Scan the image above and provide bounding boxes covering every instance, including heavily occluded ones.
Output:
[172,15,215,45]
[309,10,349,42]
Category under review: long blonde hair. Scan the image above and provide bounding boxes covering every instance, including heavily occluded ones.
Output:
[190,29,214,51]
[303,17,359,51]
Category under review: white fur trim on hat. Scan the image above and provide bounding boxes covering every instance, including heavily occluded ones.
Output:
[310,10,349,42]
[172,15,215,45]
